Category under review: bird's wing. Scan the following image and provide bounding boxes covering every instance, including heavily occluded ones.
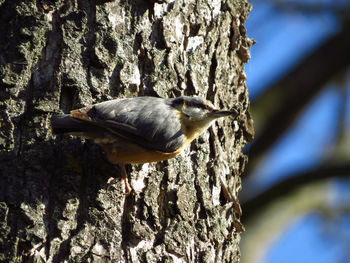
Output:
[70,97,185,153]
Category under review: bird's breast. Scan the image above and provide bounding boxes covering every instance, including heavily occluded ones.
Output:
[98,138,185,164]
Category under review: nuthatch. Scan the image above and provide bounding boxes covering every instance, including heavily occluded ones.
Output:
[51,96,237,194]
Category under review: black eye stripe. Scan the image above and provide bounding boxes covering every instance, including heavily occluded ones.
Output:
[171,97,215,111]
[188,102,212,110]
[171,97,184,106]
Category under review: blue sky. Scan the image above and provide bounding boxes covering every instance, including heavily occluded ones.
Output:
[243,0,345,195]
[245,2,340,99]
[242,1,350,262]
[264,213,350,263]
[245,86,342,193]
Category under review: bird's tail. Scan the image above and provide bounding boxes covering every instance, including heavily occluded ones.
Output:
[51,114,90,134]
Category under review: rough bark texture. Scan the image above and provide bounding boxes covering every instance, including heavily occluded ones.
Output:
[0,0,252,262]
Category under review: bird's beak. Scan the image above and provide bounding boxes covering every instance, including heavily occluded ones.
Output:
[210,109,238,118]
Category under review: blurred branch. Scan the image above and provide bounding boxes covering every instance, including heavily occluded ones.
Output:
[241,162,350,222]
[272,0,350,18]
[246,23,350,173]
[240,179,329,263]
[334,70,350,145]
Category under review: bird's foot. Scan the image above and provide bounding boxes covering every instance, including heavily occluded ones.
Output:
[106,163,131,195]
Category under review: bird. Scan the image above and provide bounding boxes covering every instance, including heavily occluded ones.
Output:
[51,96,237,194]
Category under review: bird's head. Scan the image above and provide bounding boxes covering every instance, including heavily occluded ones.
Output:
[170,96,237,132]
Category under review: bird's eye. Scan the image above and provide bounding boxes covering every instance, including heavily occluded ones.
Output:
[183,113,190,118]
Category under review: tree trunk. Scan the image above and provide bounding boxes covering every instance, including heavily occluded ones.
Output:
[0,0,252,262]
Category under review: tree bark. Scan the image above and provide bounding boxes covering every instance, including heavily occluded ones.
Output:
[0,0,252,262]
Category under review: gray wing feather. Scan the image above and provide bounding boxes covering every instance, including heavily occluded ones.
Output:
[87,97,185,152]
